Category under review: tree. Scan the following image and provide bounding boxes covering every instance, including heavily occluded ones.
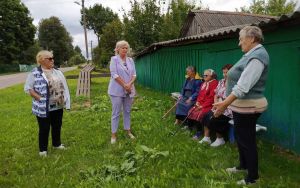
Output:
[0,0,36,64]
[237,0,297,16]
[38,17,74,67]
[74,45,82,55]
[159,0,196,41]
[83,4,118,43]
[123,0,163,52]
[68,54,85,66]
[98,19,124,67]
[21,40,41,65]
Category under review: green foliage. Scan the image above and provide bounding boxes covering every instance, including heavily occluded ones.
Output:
[0,0,36,65]
[20,40,41,65]
[68,54,86,66]
[38,16,74,67]
[123,0,163,52]
[0,64,19,73]
[83,4,118,42]
[1,74,300,187]
[97,19,124,67]
[74,45,82,55]
[86,0,200,63]
[237,0,297,16]
[159,0,196,40]
[79,145,168,186]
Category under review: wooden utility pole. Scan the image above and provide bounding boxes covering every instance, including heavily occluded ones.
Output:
[90,40,93,61]
[75,0,89,60]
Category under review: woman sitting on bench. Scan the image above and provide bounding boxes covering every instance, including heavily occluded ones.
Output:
[174,66,202,125]
[199,64,233,147]
[187,69,218,139]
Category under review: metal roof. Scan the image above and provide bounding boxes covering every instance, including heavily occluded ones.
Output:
[135,10,300,58]
[180,10,276,37]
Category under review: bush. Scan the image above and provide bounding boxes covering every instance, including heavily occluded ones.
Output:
[67,54,86,66]
[0,64,19,73]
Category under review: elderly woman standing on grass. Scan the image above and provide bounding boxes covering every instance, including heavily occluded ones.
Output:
[108,40,136,144]
[214,26,269,185]
[174,66,202,125]
[24,50,70,157]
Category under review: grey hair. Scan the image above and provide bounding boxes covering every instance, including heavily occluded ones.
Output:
[114,40,131,55]
[186,66,196,73]
[204,69,217,79]
[239,26,264,43]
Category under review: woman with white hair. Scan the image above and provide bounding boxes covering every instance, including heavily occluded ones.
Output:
[214,26,269,185]
[108,40,136,144]
[24,50,70,157]
[187,69,218,140]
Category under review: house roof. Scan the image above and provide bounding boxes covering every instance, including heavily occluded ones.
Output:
[135,10,300,58]
[179,10,277,37]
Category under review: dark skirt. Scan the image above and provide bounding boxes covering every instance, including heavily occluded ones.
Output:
[202,111,231,133]
[175,98,194,116]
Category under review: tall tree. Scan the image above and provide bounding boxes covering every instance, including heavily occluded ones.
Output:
[38,17,74,67]
[0,0,36,64]
[98,19,123,66]
[123,0,163,52]
[238,0,296,16]
[21,40,41,65]
[83,4,118,43]
[159,0,196,41]
[74,45,82,55]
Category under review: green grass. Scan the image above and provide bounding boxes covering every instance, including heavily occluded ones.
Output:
[1,71,300,188]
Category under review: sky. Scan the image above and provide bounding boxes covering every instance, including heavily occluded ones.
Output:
[21,0,300,59]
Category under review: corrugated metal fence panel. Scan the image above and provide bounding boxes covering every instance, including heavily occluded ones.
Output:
[135,25,300,153]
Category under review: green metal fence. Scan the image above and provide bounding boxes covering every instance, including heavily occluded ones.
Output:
[135,25,300,153]
[19,64,37,72]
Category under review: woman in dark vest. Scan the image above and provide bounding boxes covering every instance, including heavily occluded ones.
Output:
[24,50,70,157]
[214,26,269,185]
[174,66,202,125]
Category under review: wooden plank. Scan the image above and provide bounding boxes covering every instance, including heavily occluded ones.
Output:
[75,64,95,97]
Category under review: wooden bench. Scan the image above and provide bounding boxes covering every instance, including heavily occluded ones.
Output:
[76,64,95,97]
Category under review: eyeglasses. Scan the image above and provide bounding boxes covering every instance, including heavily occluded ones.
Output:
[45,57,54,61]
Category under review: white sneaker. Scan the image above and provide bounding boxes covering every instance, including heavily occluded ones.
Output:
[111,137,116,144]
[226,166,246,173]
[181,126,189,130]
[210,138,225,147]
[199,137,211,144]
[128,133,135,139]
[236,179,246,185]
[237,179,257,185]
[256,124,267,132]
[54,144,66,150]
[39,151,47,157]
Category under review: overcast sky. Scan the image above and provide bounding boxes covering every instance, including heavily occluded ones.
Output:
[21,0,300,59]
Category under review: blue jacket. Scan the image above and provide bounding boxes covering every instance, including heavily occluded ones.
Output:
[180,78,202,101]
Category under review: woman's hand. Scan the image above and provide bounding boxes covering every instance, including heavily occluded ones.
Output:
[212,101,227,117]
[195,102,202,109]
[213,94,237,117]
[185,97,192,104]
[124,83,132,94]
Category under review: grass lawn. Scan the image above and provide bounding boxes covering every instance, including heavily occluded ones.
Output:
[1,71,300,188]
